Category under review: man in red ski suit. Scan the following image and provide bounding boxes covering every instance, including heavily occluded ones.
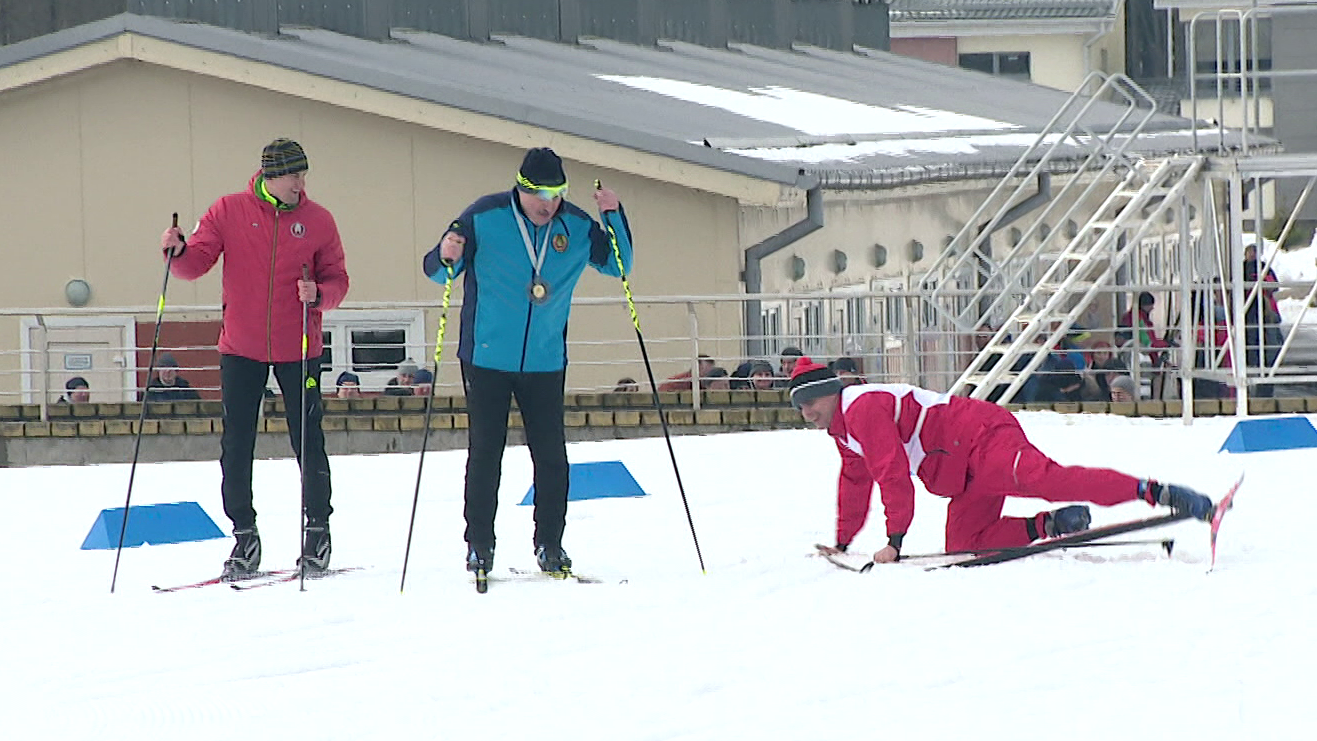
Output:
[786,357,1215,564]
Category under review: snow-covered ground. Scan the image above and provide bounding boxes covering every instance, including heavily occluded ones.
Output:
[3,412,1311,740]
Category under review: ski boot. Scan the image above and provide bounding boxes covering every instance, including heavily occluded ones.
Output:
[466,543,494,573]
[298,519,332,575]
[1043,505,1092,538]
[535,544,573,578]
[1141,480,1214,522]
[467,543,494,593]
[221,526,261,581]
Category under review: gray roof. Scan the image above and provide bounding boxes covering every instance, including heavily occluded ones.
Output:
[890,0,1116,23]
[0,13,1253,191]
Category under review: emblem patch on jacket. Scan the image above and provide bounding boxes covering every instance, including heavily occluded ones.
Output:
[291,222,307,238]
[553,234,568,253]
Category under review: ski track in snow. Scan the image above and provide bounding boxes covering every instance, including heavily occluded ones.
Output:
[2,413,1311,740]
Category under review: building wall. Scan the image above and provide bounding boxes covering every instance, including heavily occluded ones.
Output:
[890,37,957,66]
[956,33,1103,92]
[0,60,745,396]
[1272,7,1317,219]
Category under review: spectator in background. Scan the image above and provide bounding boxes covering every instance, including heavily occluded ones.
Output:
[658,355,716,392]
[144,353,201,402]
[613,377,639,393]
[748,360,776,391]
[830,357,865,386]
[59,376,90,404]
[1116,292,1172,364]
[1081,342,1125,401]
[1109,375,1138,403]
[703,367,731,390]
[1243,244,1282,398]
[383,361,417,397]
[776,346,804,388]
[334,371,362,398]
[413,368,434,397]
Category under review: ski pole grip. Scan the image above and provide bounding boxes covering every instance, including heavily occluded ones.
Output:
[171,212,179,229]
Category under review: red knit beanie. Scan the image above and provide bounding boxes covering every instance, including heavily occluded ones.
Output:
[787,356,842,409]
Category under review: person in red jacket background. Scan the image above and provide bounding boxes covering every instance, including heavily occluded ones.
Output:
[787,357,1215,564]
[160,138,349,579]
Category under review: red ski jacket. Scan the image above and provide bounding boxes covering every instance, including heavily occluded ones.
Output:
[826,384,1004,546]
[169,173,349,363]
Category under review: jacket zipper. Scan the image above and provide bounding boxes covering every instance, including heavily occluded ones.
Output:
[519,249,535,372]
[266,210,280,363]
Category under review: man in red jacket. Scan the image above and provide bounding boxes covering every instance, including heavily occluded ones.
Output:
[787,357,1215,564]
[160,138,349,579]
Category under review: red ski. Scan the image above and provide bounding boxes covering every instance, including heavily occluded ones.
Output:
[1209,474,1244,570]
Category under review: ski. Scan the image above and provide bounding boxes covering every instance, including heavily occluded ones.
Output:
[152,569,296,593]
[228,566,364,591]
[815,539,1174,573]
[813,545,874,573]
[933,511,1195,570]
[474,568,489,594]
[506,567,607,584]
[1209,474,1244,570]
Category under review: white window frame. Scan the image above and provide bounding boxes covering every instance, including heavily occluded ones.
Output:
[320,309,427,393]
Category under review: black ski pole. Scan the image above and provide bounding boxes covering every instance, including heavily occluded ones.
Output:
[400,260,455,593]
[596,180,705,573]
[110,213,179,593]
[299,264,311,593]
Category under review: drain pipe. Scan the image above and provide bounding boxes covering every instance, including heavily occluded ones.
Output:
[1083,1,1121,80]
[742,177,824,358]
[990,173,1052,235]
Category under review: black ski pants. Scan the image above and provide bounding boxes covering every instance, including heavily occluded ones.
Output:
[461,361,569,552]
[220,354,332,531]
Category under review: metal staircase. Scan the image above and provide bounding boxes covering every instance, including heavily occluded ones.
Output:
[914,72,1206,402]
[957,155,1204,401]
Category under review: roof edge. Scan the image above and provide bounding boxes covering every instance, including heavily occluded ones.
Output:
[0,14,809,206]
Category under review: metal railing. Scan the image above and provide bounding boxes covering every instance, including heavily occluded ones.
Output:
[6,281,1316,421]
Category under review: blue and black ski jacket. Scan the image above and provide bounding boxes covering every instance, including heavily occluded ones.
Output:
[422,190,634,373]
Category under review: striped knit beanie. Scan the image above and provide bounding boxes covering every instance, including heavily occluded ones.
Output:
[787,356,842,410]
[261,138,309,179]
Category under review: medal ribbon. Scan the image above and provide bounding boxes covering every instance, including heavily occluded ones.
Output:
[512,193,552,283]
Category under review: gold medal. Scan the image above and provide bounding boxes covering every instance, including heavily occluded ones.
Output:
[529,278,551,304]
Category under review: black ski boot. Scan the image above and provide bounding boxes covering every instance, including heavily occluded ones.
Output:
[222,527,261,581]
[535,544,572,576]
[466,543,494,573]
[298,520,331,575]
[1043,505,1092,538]
[1141,480,1215,522]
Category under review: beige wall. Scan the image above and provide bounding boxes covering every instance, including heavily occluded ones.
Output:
[956,31,1125,93]
[0,61,745,394]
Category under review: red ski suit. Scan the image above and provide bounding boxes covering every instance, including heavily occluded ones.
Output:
[169,173,349,363]
[827,384,1142,551]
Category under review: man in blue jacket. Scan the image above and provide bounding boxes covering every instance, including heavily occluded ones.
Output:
[423,147,634,576]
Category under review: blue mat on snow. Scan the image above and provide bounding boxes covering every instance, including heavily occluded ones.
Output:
[1219,416,1317,453]
[519,460,648,506]
[81,501,225,549]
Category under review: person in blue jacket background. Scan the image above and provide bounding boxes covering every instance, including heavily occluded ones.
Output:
[423,147,633,576]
